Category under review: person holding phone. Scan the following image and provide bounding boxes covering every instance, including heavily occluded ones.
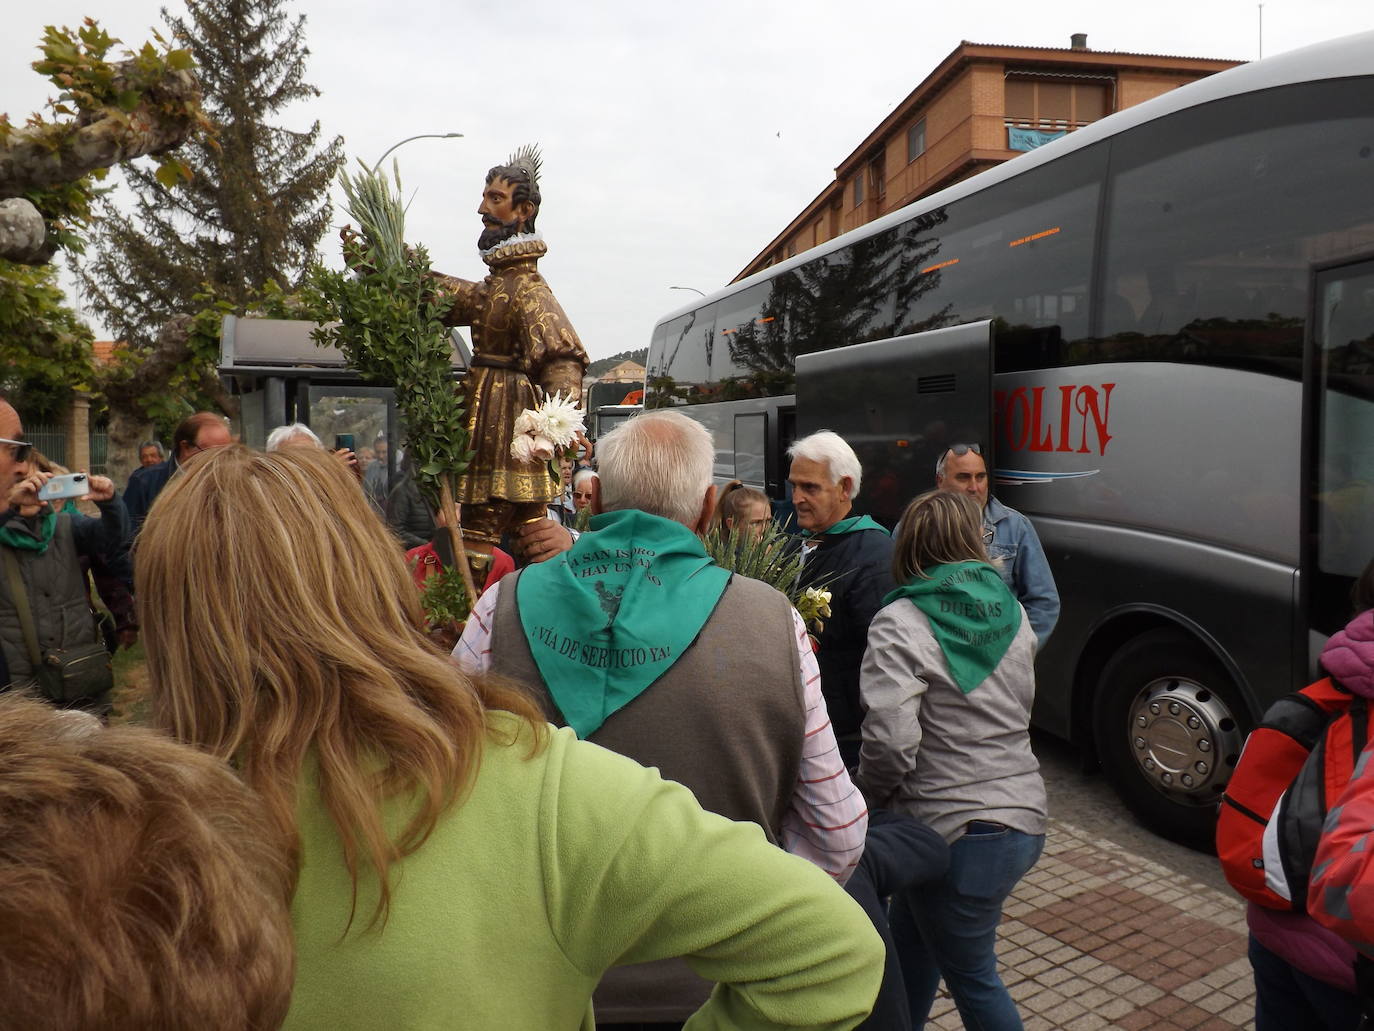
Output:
[264,423,362,482]
[0,396,130,713]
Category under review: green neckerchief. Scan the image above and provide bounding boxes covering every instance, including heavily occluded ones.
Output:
[884,560,1021,694]
[800,513,889,539]
[0,508,56,554]
[516,509,731,738]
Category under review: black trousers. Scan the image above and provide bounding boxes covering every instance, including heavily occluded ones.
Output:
[845,810,951,1031]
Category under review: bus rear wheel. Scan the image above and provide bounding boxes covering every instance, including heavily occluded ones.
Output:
[1092,629,1249,850]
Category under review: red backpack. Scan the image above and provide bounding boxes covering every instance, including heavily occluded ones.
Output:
[1217,676,1369,909]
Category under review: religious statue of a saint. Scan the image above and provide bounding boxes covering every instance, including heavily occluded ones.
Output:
[429,146,590,584]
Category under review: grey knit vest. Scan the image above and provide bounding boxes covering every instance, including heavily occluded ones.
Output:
[490,569,806,842]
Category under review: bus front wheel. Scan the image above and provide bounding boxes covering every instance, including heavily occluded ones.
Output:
[1092,629,1249,850]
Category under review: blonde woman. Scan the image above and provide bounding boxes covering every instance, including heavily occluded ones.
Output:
[856,489,1045,1030]
[710,479,773,543]
[136,445,883,1030]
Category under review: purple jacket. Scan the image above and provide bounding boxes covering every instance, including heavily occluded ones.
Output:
[1322,610,1374,700]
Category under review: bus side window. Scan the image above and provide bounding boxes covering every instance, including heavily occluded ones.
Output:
[1095,79,1374,374]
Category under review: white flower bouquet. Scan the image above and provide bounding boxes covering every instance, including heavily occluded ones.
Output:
[796,586,833,634]
[510,390,586,465]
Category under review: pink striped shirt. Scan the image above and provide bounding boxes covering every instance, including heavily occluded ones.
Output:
[455,585,867,883]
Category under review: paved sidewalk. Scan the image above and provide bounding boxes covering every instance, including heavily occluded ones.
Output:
[926,819,1255,1031]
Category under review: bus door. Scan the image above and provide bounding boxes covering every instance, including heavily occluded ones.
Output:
[795,320,993,529]
[1306,257,1374,648]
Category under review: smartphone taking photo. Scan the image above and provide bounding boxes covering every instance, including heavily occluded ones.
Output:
[37,473,88,502]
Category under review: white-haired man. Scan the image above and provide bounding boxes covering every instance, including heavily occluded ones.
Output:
[264,423,361,481]
[455,409,869,1025]
[789,429,896,767]
[264,423,322,451]
[936,443,1059,647]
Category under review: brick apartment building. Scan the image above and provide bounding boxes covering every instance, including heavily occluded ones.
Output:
[735,34,1239,282]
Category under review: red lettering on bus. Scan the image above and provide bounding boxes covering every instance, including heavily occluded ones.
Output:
[1058,385,1074,452]
[1029,388,1056,452]
[1074,383,1114,455]
[995,382,1116,458]
[1007,387,1031,450]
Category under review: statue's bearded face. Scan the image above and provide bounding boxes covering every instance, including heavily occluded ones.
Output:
[478,176,533,250]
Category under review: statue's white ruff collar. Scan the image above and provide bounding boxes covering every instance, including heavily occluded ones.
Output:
[480,230,544,261]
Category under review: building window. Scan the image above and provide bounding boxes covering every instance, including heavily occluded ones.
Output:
[870,155,886,200]
[907,119,927,163]
[853,174,864,207]
[1005,76,1110,130]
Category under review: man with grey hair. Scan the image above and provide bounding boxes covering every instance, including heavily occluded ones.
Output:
[136,441,164,469]
[264,423,321,451]
[789,429,895,766]
[264,423,361,481]
[935,442,1058,647]
[455,408,868,1025]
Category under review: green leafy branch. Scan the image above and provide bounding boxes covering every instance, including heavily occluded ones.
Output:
[1,20,211,263]
[306,162,476,619]
[306,248,471,501]
[29,20,208,189]
[0,259,94,420]
[419,567,473,628]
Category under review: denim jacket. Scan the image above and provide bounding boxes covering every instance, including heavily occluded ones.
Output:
[984,497,1059,649]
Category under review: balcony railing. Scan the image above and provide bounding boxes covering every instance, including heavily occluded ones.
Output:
[1004,118,1094,152]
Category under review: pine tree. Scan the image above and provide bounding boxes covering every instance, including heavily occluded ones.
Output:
[79,0,342,346]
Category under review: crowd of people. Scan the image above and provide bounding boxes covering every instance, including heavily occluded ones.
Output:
[1,391,1372,1030]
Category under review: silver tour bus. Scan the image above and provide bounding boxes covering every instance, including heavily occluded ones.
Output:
[643,31,1374,845]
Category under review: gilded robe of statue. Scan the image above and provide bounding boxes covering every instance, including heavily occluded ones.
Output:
[432,234,589,514]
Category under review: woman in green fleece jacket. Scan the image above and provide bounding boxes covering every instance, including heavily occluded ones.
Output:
[135,445,883,1030]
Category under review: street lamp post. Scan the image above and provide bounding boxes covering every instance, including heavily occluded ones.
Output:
[371,132,464,172]
[669,285,705,297]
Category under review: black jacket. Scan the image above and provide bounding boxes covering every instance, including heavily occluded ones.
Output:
[0,497,130,690]
[796,526,896,747]
[385,475,436,551]
[123,456,177,532]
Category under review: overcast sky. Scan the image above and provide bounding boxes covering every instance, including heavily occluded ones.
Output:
[5,0,1373,360]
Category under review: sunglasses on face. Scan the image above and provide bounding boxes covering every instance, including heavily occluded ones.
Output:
[0,437,32,463]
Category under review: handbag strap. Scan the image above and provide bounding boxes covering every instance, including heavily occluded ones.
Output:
[1,547,44,673]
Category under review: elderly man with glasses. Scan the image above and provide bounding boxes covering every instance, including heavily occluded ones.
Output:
[936,443,1060,648]
[0,397,130,713]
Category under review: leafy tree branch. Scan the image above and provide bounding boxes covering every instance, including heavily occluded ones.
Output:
[0,20,208,265]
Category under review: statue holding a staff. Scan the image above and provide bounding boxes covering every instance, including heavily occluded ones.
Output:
[429,146,590,586]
